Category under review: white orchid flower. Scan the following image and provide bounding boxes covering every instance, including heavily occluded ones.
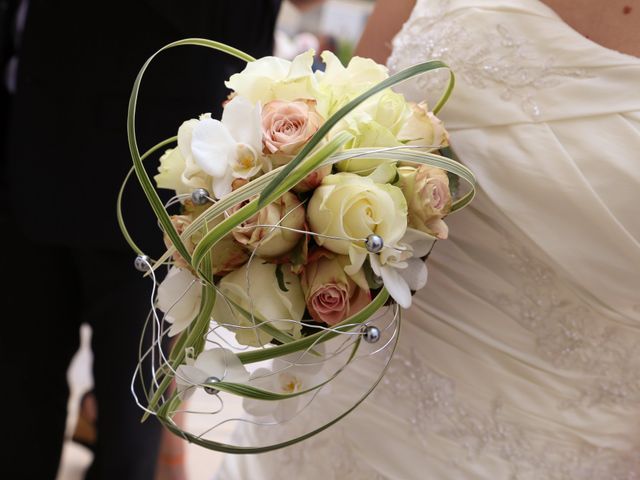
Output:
[347,228,435,309]
[191,96,263,199]
[242,345,327,422]
[175,348,249,401]
[156,267,202,337]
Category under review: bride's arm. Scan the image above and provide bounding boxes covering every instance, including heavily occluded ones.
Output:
[355,0,416,63]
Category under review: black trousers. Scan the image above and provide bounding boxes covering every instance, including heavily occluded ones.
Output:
[1,223,162,480]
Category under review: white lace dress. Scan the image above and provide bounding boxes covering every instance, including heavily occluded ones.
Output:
[216,0,640,478]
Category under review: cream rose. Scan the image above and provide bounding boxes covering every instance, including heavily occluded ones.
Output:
[262,99,323,156]
[307,172,408,256]
[316,50,389,118]
[232,191,306,258]
[302,252,370,326]
[396,165,452,239]
[225,50,321,104]
[334,90,410,174]
[213,261,305,347]
[398,102,449,148]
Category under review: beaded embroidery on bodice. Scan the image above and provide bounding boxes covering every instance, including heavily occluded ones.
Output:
[387,0,590,117]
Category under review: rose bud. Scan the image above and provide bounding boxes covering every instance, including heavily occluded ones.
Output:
[396,165,452,239]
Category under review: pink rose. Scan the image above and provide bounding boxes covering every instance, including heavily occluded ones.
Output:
[302,251,371,326]
[262,99,323,156]
[397,165,452,239]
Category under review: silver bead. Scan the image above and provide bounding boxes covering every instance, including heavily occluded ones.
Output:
[191,188,210,206]
[134,255,151,272]
[365,234,384,253]
[361,325,381,344]
[203,376,220,395]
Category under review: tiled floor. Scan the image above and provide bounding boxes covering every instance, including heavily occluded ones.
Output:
[55,326,237,480]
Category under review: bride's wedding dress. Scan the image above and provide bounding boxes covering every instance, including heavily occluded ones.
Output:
[217,1,640,478]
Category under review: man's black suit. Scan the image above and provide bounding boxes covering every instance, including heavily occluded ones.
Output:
[1,1,281,478]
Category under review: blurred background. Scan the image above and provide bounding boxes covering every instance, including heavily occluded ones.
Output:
[55,1,374,479]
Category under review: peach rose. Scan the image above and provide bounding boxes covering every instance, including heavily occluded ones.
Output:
[164,208,248,276]
[164,215,195,270]
[293,164,332,193]
[302,252,371,326]
[232,191,306,258]
[397,165,452,239]
[262,99,323,156]
[398,102,449,148]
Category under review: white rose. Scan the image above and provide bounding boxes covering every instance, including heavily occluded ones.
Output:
[213,261,305,347]
[397,102,449,148]
[334,89,411,174]
[225,50,321,105]
[316,50,389,118]
[307,172,407,258]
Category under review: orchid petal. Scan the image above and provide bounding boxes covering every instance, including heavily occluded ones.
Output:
[191,118,235,177]
[156,268,201,337]
[194,348,249,384]
[243,368,278,417]
[403,258,429,291]
[221,96,263,149]
[175,364,208,400]
[211,168,234,199]
[379,263,412,309]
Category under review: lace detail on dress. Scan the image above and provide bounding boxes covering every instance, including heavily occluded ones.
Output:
[376,349,640,479]
[387,0,590,117]
[265,426,388,480]
[494,239,640,408]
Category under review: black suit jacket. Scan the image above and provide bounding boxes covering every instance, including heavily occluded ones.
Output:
[4,0,281,254]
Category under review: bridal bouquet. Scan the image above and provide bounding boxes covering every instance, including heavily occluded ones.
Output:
[120,39,475,453]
